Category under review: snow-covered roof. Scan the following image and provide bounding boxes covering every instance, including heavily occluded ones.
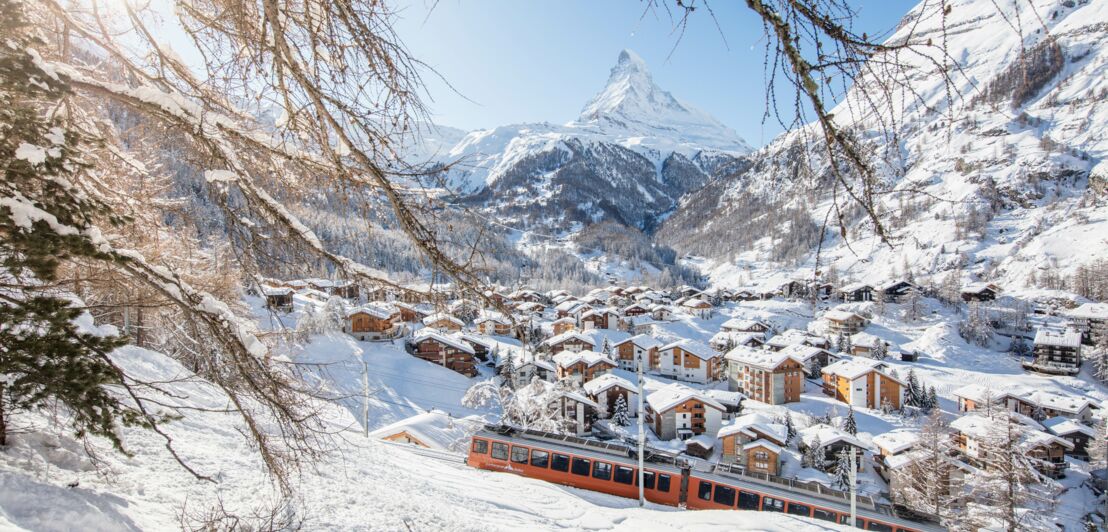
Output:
[850,332,888,349]
[687,434,715,450]
[799,424,870,451]
[615,334,663,350]
[724,345,803,370]
[717,413,786,444]
[824,309,864,322]
[1041,416,1095,438]
[262,286,294,296]
[721,318,768,331]
[1033,328,1082,349]
[1066,302,1108,320]
[1021,389,1095,415]
[581,307,617,319]
[951,384,1007,404]
[475,313,511,325]
[348,304,397,320]
[552,350,615,369]
[821,357,899,383]
[541,331,596,348]
[962,282,1001,294]
[743,439,783,454]
[411,329,475,354]
[661,339,718,360]
[680,297,712,309]
[839,282,872,293]
[368,410,478,451]
[646,383,725,413]
[776,344,829,363]
[950,415,1073,450]
[423,313,464,327]
[555,300,586,311]
[709,331,764,349]
[871,430,919,455]
[704,389,745,407]
[582,373,635,395]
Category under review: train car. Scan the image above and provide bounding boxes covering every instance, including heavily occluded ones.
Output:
[467,426,944,532]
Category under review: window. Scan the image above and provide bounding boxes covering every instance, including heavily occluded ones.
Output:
[657,474,671,493]
[530,450,550,468]
[737,491,760,510]
[614,466,634,485]
[472,439,489,454]
[583,459,608,481]
[697,481,713,501]
[551,453,570,472]
[571,457,591,476]
[713,484,736,507]
[763,497,784,512]
[511,446,530,464]
[786,502,811,517]
[641,471,656,490]
[812,508,837,522]
[754,451,768,460]
[866,522,893,532]
[839,516,865,528]
[491,442,509,461]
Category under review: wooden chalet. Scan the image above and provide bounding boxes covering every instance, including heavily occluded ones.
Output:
[407,330,478,377]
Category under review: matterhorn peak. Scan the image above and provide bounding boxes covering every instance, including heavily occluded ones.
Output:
[572,49,751,154]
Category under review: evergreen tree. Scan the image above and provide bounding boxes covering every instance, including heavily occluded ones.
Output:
[871,340,888,361]
[905,369,923,407]
[1008,335,1030,357]
[844,406,858,435]
[0,2,143,450]
[613,393,630,426]
[783,413,797,446]
[832,449,854,490]
[802,435,823,469]
[924,386,939,413]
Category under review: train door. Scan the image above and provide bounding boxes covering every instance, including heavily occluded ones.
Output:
[677,465,691,508]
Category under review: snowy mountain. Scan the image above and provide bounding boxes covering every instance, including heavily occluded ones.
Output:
[423,50,751,235]
[658,0,1108,293]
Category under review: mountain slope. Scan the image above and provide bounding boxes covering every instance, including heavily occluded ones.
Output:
[659,0,1108,292]
[426,50,750,238]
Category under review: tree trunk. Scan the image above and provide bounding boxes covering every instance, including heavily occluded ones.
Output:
[0,382,7,446]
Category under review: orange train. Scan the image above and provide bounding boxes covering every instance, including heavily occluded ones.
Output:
[467,426,944,532]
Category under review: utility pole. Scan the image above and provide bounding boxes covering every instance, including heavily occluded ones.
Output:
[849,446,857,528]
[362,356,370,438]
[637,351,645,507]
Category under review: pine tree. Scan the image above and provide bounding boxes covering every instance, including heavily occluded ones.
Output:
[0,3,144,450]
[905,369,923,407]
[783,413,797,446]
[844,406,858,435]
[903,286,924,322]
[832,449,854,490]
[838,332,852,354]
[871,340,888,361]
[1008,335,1030,357]
[613,393,630,426]
[924,386,939,413]
[802,435,823,469]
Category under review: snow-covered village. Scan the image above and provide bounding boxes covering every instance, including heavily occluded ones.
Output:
[4,0,1108,531]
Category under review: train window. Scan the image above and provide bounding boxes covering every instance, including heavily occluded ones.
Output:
[737,491,760,510]
[713,485,736,507]
[551,453,570,472]
[614,466,634,485]
[491,442,509,461]
[530,450,550,468]
[641,471,656,490]
[812,508,837,522]
[593,462,612,481]
[866,522,893,532]
[697,481,713,501]
[657,474,671,493]
[511,446,530,464]
[571,458,591,476]
[762,497,784,512]
[472,439,488,454]
[786,502,811,517]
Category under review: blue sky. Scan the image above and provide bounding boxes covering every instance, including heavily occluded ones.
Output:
[395,1,915,147]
